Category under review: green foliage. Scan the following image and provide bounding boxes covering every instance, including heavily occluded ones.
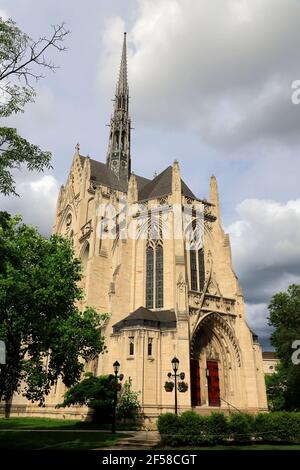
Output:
[164,381,174,392]
[268,284,300,410]
[157,411,300,446]
[265,365,287,411]
[157,411,228,446]
[207,412,228,444]
[157,413,180,446]
[58,374,116,422]
[116,380,142,421]
[0,16,68,195]
[0,213,108,405]
[0,127,51,196]
[253,412,300,443]
[228,412,254,444]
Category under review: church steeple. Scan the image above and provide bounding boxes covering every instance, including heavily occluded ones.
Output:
[106,32,131,185]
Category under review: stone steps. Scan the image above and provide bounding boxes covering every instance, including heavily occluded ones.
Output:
[101,431,160,450]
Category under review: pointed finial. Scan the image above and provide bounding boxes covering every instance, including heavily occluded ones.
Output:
[153,171,157,178]
[116,32,128,95]
[75,142,80,153]
[210,174,220,221]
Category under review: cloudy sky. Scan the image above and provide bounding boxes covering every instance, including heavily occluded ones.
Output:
[2,0,300,348]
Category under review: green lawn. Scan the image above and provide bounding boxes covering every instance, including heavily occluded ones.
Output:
[0,417,131,450]
[0,416,136,430]
[160,444,300,451]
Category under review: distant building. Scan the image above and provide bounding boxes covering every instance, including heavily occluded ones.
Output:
[262,351,279,375]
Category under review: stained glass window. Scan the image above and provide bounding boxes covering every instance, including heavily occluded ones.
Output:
[190,249,198,291]
[148,338,153,356]
[129,337,134,356]
[146,246,154,308]
[198,248,205,291]
[155,244,164,308]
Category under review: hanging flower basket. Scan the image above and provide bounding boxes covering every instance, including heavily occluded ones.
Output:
[178,381,188,393]
[164,381,174,392]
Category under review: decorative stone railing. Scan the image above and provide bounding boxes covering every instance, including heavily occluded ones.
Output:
[188,290,236,315]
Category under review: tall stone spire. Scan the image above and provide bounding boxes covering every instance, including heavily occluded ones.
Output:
[106,32,131,185]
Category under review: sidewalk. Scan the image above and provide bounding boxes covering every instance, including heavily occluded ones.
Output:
[99,430,160,450]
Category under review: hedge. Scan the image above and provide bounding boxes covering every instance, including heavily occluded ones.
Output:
[157,411,300,446]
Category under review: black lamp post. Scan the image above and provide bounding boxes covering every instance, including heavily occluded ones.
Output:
[171,357,179,415]
[112,361,124,434]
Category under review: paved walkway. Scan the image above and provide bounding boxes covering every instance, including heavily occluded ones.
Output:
[99,430,161,450]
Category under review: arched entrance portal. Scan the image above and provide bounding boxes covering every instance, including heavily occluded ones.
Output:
[190,313,241,408]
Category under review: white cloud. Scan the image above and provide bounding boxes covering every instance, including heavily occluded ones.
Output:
[0,174,59,236]
[99,0,300,150]
[227,197,300,345]
[228,198,300,304]
[0,9,8,20]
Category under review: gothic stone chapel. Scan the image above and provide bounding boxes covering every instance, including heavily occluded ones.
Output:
[11,34,268,420]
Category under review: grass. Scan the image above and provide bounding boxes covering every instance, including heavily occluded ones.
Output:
[159,444,300,450]
[0,417,137,430]
[0,417,132,450]
[0,430,127,450]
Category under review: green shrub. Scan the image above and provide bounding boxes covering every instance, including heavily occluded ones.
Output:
[116,381,142,421]
[254,412,300,443]
[157,413,180,446]
[207,412,228,444]
[228,412,254,444]
[179,411,208,445]
[157,411,300,447]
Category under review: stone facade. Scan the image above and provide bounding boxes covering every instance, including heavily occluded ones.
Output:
[4,33,268,421]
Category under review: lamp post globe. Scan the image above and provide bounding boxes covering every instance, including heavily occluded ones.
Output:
[113,360,120,375]
[171,356,179,372]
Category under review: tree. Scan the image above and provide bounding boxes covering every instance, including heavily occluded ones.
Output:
[58,373,118,422]
[268,284,300,410]
[116,380,142,421]
[0,213,108,415]
[0,16,69,195]
[265,365,287,411]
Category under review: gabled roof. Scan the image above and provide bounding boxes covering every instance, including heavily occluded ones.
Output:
[79,156,196,201]
[138,166,196,201]
[112,306,176,332]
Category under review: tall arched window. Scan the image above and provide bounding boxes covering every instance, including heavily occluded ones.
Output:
[198,248,205,291]
[145,242,164,309]
[155,244,163,308]
[190,250,198,291]
[146,246,154,308]
[190,248,205,292]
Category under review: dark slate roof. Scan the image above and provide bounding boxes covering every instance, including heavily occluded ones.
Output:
[112,306,176,332]
[90,159,127,192]
[138,166,196,201]
[262,351,277,359]
[80,156,196,200]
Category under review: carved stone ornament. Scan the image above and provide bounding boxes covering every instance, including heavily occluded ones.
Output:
[177,273,186,292]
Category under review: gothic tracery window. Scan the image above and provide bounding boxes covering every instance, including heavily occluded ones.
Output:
[190,248,205,292]
[146,241,164,309]
[190,250,198,291]
[198,248,205,291]
[129,337,134,356]
[146,246,154,308]
[148,338,153,356]
[155,244,163,308]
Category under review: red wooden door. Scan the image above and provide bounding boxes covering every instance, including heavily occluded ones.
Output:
[207,360,220,407]
[190,359,201,406]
